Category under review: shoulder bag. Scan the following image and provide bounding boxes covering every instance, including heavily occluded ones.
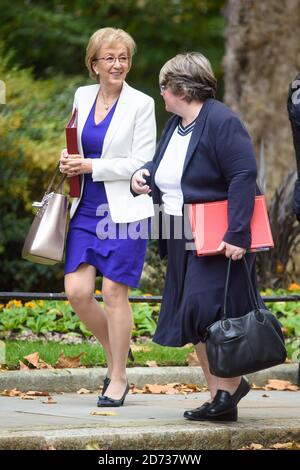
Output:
[22,165,68,265]
[205,257,287,377]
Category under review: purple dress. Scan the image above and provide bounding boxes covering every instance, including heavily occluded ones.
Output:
[64,97,148,287]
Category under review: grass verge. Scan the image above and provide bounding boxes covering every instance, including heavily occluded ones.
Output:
[4,340,194,370]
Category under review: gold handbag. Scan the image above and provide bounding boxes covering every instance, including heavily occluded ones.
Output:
[22,165,69,265]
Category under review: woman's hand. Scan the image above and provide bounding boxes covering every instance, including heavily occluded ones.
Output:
[217,241,246,261]
[131,169,151,195]
[59,149,92,176]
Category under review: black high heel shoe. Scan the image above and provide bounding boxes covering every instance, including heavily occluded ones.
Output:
[101,376,111,396]
[97,382,130,407]
[96,377,110,405]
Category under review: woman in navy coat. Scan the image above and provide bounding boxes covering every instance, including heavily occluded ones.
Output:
[131,52,265,422]
[287,72,300,220]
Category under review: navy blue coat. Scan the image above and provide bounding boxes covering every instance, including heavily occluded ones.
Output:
[137,98,258,258]
[287,73,300,221]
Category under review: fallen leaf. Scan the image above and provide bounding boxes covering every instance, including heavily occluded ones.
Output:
[264,379,299,391]
[186,352,200,366]
[145,384,189,394]
[77,388,92,394]
[55,351,85,368]
[145,360,157,367]
[240,441,300,450]
[19,361,29,370]
[20,394,35,400]
[251,383,263,390]
[26,390,50,397]
[38,359,53,369]
[145,384,171,394]
[180,383,202,392]
[249,443,264,450]
[130,383,203,395]
[240,443,264,450]
[270,442,300,450]
[86,443,101,450]
[22,352,52,369]
[130,386,145,394]
[90,411,117,416]
[24,352,40,368]
[42,397,57,404]
[0,388,22,397]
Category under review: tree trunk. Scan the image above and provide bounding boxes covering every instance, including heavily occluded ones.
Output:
[223,0,300,195]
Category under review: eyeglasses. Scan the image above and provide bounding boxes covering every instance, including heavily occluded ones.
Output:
[94,56,129,65]
[160,84,167,94]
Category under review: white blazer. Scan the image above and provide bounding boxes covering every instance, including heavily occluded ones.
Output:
[70,82,156,223]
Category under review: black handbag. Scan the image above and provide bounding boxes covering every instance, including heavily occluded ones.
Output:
[205,257,287,378]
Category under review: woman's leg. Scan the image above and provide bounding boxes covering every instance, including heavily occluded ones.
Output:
[101,276,133,400]
[195,342,219,400]
[195,343,241,397]
[64,264,113,376]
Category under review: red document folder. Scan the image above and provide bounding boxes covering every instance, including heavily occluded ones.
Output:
[188,195,274,256]
[66,108,81,197]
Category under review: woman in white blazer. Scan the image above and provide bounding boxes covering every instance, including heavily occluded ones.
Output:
[59,27,156,407]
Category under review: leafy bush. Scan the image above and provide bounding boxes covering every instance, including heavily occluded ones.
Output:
[0,291,161,340]
[0,286,299,355]
[0,47,86,291]
[261,284,300,360]
[257,171,300,288]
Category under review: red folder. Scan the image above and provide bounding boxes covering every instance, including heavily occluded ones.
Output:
[188,195,274,256]
[66,108,81,197]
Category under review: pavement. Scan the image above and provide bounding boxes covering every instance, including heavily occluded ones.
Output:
[0,364,299,450]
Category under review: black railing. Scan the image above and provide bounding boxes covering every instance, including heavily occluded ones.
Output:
[1,291,300,303]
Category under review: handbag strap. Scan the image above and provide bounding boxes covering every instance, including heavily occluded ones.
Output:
[222,257,260,319]
[45,164,67,195]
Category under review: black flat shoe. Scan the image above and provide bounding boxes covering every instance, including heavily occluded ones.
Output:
[97,383,129,407]
[206,377,250,418]
[184,402,238,422]
[183,401,210,420]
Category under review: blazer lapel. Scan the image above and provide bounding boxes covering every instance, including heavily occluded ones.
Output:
[77,84,99,155]
[154,115,179,170]
[101,82,130,157]
[182,98,215,174]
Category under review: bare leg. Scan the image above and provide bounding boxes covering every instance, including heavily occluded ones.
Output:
[101,277,133,400]
[195,342,219,400]
[65,264,113,376]
[195,343,242,398]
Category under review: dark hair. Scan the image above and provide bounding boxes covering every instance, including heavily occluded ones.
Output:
[159,52,217,102]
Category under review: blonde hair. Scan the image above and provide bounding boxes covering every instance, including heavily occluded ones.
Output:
[85,27,136,80]
[159,52,217,102]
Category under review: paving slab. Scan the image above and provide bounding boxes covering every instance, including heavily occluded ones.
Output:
[0,390,299,450]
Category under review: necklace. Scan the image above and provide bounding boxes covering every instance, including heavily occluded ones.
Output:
[99,91,115,111]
